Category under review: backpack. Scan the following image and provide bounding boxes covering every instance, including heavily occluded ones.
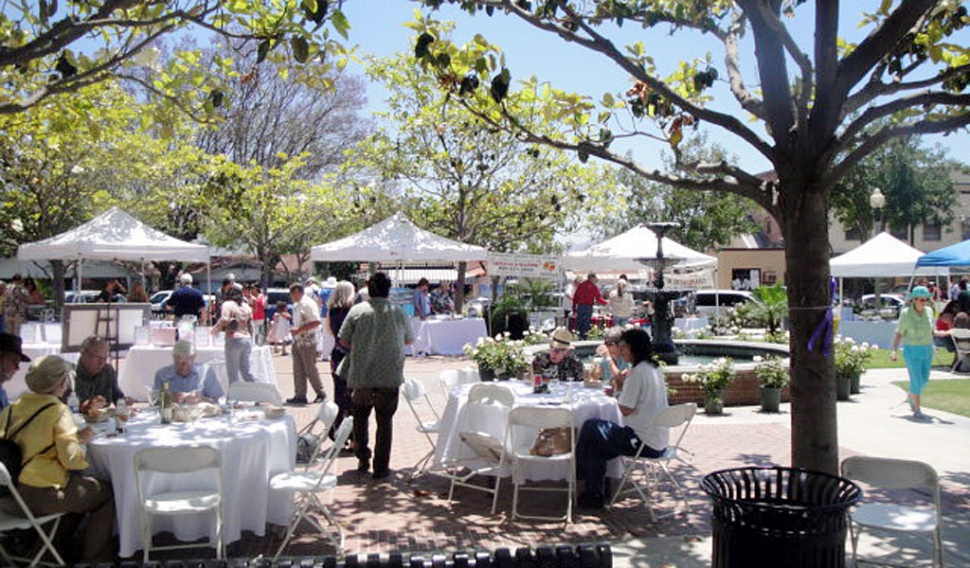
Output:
[295,433,319,464]
[0,403,57,497]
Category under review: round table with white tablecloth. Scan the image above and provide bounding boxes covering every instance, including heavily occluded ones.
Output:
[85,411,296,558]
[434,381,623,480]
[118,344,278,402]
[410,317,488,356]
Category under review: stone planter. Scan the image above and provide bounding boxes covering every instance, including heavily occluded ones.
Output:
[760,386,781,413]
[849,373,862,395]
[705,389,726,415]
[836,375,852,401]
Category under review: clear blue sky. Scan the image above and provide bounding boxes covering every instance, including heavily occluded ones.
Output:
[339,2,967,175]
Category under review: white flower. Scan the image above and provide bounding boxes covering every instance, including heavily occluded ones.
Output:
[753,355,764,363]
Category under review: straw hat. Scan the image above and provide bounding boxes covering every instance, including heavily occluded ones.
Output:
[25,355,71,394]
[550,328,574,349]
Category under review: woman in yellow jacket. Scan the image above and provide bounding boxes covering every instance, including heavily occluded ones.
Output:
[0,355,114,563]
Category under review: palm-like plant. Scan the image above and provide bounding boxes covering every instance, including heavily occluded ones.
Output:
[738,284,789,335]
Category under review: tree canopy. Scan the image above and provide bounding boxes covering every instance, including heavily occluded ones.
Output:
[412,0,970,474]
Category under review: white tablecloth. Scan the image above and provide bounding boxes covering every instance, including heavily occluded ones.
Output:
[119,345,278,402]
[86,412,296,558]
[434,381,623,480]
[18,322,62,346]
[410,318,487,356]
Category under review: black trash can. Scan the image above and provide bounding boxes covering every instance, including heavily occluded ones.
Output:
[701,466,862,568]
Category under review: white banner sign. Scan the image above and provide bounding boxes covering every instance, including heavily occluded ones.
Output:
[487,252,563,280]
[666,268,715,289]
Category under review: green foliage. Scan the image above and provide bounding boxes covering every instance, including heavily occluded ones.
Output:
[834,336,876,379]
[682,357,736,397]
[753,355,791,389]
[891,379,970,418]
[0,1,352,117]
[743,284,789,335]
[463,333,530,377]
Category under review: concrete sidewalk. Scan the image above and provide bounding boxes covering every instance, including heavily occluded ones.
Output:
[175,353,969,566]
[607,365,970,567]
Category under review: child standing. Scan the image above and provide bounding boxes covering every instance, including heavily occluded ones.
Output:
[267,300,292,355]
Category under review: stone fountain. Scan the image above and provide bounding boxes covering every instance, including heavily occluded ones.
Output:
[636,222,683,365]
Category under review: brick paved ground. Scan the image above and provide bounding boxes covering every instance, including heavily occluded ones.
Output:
[134,354,970,565]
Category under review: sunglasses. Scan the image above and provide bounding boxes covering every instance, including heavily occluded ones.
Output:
[550,347,568,354]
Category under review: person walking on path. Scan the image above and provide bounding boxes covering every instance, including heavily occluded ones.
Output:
[573,273,607,339]
[286,283,326,405]
[891,285,935,419]
[212,286,258,384]
[338,272,413,480]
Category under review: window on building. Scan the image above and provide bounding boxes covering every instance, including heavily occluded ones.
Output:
[763,270,778,285]
[923,222,942,241]
[845,227,863,241]
[890,226,908,241]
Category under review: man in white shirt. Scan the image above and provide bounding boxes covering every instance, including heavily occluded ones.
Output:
[286,283,326,405]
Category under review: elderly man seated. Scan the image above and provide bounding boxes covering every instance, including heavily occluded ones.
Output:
[532,327,585,381]
[75,335,129,413]
[153,340,223,403]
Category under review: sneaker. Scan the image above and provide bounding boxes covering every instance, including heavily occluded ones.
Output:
[285,396,308,405]
[913,410,927,420]
[313,393,327,404]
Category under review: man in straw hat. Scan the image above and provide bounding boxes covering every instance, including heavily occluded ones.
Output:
[531,327,585,381]
[0,354,115,563]
[0,332,30,411]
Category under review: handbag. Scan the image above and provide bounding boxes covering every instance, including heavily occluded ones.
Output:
[531,426,572,457]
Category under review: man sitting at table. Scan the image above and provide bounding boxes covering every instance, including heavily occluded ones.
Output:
[75,335,128,413]
[153,340,223,403]
[575,327,668,509]
[531,327,585,381]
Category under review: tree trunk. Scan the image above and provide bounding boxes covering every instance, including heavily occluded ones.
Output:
[455,261,467,313]
[783,186,839,475]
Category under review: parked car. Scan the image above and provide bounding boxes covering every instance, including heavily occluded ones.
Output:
[65,290,100,304]
[858,293,906,318]
[691,289,761,318]
[150,290,173,312]
[265,288,294,322]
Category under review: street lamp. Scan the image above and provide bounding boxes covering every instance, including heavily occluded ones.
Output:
[869,187,886,237]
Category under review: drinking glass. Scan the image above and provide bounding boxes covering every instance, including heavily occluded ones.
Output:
[145,387,160,415]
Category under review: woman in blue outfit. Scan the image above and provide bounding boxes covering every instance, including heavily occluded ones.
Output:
[890,286,935,419]
[575,327,668,508]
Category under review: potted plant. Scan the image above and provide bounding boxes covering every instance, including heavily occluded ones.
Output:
[834,336,874,400]
[682,357,736,415]
[463,333,530,381]
[753,355,790,413]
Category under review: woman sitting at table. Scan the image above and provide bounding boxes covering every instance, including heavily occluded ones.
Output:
[575,327,668,509]
[590,327,631,393]
[531,327,585,381]
[153,340,224,403]
[0,355,115,563]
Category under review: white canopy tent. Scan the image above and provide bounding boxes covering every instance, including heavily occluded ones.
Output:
[17,207,210,289]
[563,224,717,273]
[830,232,946,278]
[309,212,489,263]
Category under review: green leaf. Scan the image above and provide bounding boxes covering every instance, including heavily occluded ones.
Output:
[291,37,309,63]
[257,40,271,64]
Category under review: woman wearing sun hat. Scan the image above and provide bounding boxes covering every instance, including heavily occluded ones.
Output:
[890,286,935,419]
[0,355,115,563]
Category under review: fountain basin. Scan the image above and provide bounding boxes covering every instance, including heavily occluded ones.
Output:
[526,339,791,408]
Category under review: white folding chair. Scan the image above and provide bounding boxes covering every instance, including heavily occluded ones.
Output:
[506,406,575,523]
[609,402,697,521]
[401,378,442,480]
[949,328,970,372]
[227,381,283,406]
[0,462,65,567]
[841,456,944,568]
[438,368,480,396]
[134,445,225,561]
[446,383,515,514]
[295,401,341,468]
[271,416,354,560]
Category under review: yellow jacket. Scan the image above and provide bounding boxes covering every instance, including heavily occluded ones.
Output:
[0,393,88,489]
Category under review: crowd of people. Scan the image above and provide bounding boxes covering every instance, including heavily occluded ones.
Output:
[562,273,654,339]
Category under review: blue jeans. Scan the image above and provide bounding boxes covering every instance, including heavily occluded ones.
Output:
[225,337,257,383]
[575,304,594,339]
[576,419,663,499]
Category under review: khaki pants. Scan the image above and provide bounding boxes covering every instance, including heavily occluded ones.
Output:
[18,475,115,563]
[292,337,324,398]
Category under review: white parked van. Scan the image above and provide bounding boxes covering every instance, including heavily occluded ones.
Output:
[692,289,761,317]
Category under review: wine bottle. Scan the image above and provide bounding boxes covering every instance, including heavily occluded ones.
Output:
[159,381,173,425]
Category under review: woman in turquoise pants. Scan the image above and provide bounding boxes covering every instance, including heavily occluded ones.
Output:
[890,286,935,418]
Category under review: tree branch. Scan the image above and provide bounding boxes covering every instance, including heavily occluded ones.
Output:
[845,64,970,117]
[723,15,766,119]
[841,90,970,144]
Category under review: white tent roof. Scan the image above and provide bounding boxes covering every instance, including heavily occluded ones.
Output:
[310,212,489,263]
[563,224,717,272]
[17,207,210,263]
[830,232,946,277]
